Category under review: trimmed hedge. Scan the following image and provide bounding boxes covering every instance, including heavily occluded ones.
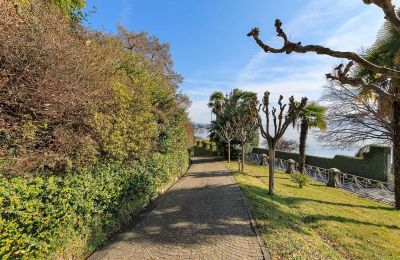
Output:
[0,150,189,259]
[252,146,391,181]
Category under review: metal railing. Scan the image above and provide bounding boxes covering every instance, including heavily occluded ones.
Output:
[246,153,395,205]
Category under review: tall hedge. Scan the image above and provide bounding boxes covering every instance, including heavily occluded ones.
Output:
[0,0,194,258]
[0,150,189,259]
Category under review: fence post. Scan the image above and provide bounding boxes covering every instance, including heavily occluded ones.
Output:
[286,159,296,174]
[261,154,268,166]
[327,168,341,188]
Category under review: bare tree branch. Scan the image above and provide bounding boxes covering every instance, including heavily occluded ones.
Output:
[363,0,400,33]
[326,61,397,100]
[217,121,235,143]
[318,81,392,149]
[247,19,400,79]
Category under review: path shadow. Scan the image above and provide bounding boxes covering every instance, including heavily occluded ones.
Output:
[93,165,258,255]
[188,171,232,178]
[191,157,224,164]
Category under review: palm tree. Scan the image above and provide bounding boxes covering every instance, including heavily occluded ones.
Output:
[208,91,225,120]
[356,21,400,208]
[297,102,327,174]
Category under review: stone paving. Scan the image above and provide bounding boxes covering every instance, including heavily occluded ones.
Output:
[89,157,266,260]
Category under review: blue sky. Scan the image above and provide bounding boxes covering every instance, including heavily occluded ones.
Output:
[84,0,395,157]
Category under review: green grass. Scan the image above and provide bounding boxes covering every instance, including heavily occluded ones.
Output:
[226,162,400,260]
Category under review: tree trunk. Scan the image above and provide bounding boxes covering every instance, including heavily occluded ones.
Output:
[241,145,245,171]
[268,144,275,195]
[228,141,231,163]
[299,119,308,174]
[393,100,400,209]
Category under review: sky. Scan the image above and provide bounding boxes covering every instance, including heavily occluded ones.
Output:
[84,0,395,157]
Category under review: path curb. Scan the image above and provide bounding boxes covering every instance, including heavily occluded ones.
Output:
[224,164,271,260]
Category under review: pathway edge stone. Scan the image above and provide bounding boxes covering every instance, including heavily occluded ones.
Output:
[223,163,271,260]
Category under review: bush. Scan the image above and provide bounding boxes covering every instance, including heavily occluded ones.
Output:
[0,1,194,258]
[0,0,192,173]
[291,172,310,188]
[0,150,189,259]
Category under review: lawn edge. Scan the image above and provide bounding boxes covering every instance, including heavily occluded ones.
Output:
[223,162,271,260]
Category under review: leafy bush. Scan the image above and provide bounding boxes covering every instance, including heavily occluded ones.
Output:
[0,1,193,258]
[0,150,189,259]
[291,172,310,188]
[0,0,192,173]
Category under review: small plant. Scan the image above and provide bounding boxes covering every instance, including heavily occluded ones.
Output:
[291,172,310,188]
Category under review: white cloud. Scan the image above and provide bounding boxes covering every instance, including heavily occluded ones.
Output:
[237,51,267,82]
[323,8,384,51]
[183,79,231,87]
[284,0,360,38]
[187,0,396,128]
[188,100,211,123]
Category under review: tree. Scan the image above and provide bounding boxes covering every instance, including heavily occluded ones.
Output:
[319,81,392,148]
[252,92,307,194]
[296,102,327,174]
[217,121,235,163]
[262,138,299,152]
[233,115,258,171]
[208,89,258,159]
[247,0,400,208]
[208,91,226,120]
[117,25,182,88]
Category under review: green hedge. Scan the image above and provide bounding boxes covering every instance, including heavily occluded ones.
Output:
[252,146,391,181]
[0,150,189,259]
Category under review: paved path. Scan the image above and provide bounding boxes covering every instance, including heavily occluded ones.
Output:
[89,157,266,260]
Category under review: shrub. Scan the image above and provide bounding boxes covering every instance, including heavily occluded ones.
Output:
[0,150,189,259]
[291,172,310,188]
[0,0,192,173]
[0,1,193,258]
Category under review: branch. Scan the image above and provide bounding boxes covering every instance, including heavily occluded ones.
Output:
[247,19,400,78]
[272,107,277,136]
[326,61,397,100]
[363,0,400,33]
[277,95,286,133]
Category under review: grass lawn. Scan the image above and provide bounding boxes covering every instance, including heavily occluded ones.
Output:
[226,162,400,259]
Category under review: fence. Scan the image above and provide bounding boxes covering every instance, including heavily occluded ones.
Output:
[246,153,395,206]
[252,146,391,181]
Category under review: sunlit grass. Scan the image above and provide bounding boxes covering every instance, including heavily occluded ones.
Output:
[226,162,400,259]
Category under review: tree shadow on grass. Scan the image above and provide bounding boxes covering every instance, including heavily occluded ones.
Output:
[277,183,396,211]
[238,182,400,231]
[237,169,395,212]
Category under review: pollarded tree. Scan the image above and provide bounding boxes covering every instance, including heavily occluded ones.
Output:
[233,115,259,172]
[217,121,235,163]
[247,0,400,208]
[252,92,307,194]
[296,102,327,174]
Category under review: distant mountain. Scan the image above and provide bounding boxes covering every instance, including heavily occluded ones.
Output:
[193,123,211,130]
